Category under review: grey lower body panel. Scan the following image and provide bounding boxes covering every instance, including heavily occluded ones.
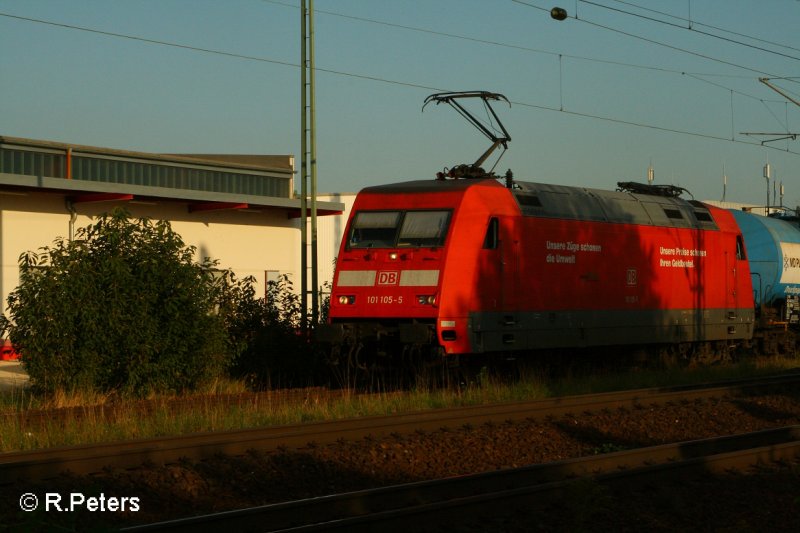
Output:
[468,308,755,353]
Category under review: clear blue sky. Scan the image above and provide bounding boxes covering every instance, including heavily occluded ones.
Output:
[1,0,799,207]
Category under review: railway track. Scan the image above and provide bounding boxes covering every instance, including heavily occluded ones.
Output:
[123,426,800,532]
[2,372,799,486]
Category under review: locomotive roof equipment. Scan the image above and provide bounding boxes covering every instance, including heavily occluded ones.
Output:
[423,91,511,181]
[616,181,692,199]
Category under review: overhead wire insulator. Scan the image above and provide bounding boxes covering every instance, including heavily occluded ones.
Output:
[550,7,568,21]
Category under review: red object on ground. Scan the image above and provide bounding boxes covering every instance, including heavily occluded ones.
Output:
[1,339,19,361]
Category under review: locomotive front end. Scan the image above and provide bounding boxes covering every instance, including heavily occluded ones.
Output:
[319,185,461,365]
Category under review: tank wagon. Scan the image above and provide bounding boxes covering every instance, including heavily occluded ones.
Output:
[321,177,755,363]
[731,210,800,327]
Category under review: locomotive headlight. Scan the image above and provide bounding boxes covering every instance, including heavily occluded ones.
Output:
[338,295,356,305]
[417,295,436,305]
[388,252,399,260]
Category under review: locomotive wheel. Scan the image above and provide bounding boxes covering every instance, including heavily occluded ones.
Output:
[326,339,370,389]
[689,341,734,367]
[657,345,679,368]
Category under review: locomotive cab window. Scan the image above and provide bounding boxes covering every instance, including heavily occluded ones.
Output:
[348,211,401,248]
[398,211,451,247]
[348,210,451,249]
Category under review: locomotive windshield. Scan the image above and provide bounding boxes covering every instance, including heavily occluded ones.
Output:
[348,210,451,249]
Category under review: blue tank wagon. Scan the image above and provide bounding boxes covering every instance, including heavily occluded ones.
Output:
[730,209,800,326]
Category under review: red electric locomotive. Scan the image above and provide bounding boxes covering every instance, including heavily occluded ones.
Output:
[325,177,755,359]
[321,92,755,364]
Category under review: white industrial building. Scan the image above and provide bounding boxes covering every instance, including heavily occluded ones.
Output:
[0,136,349,333]
[312,192,356,295]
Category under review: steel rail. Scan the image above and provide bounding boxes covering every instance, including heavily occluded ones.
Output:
[123,426,800,532]
[2,372,799,485]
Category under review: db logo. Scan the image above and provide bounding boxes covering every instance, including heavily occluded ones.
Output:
[377,271,399,285]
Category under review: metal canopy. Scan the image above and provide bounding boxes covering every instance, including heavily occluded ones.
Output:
[0,171,344,215]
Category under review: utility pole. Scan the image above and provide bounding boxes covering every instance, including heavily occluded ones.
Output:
[300,0,319,329]
[721,166,727,203]
[764,162,771,216]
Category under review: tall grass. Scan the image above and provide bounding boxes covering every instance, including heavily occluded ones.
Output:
[1,357,798,453]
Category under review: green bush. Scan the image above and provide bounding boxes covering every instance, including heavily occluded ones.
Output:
[228,275,328,389]
[0,209,233,396]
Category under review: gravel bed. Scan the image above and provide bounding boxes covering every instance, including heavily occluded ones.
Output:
[2,390,800,531]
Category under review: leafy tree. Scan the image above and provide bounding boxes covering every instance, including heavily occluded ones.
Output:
[0,209,233,396]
